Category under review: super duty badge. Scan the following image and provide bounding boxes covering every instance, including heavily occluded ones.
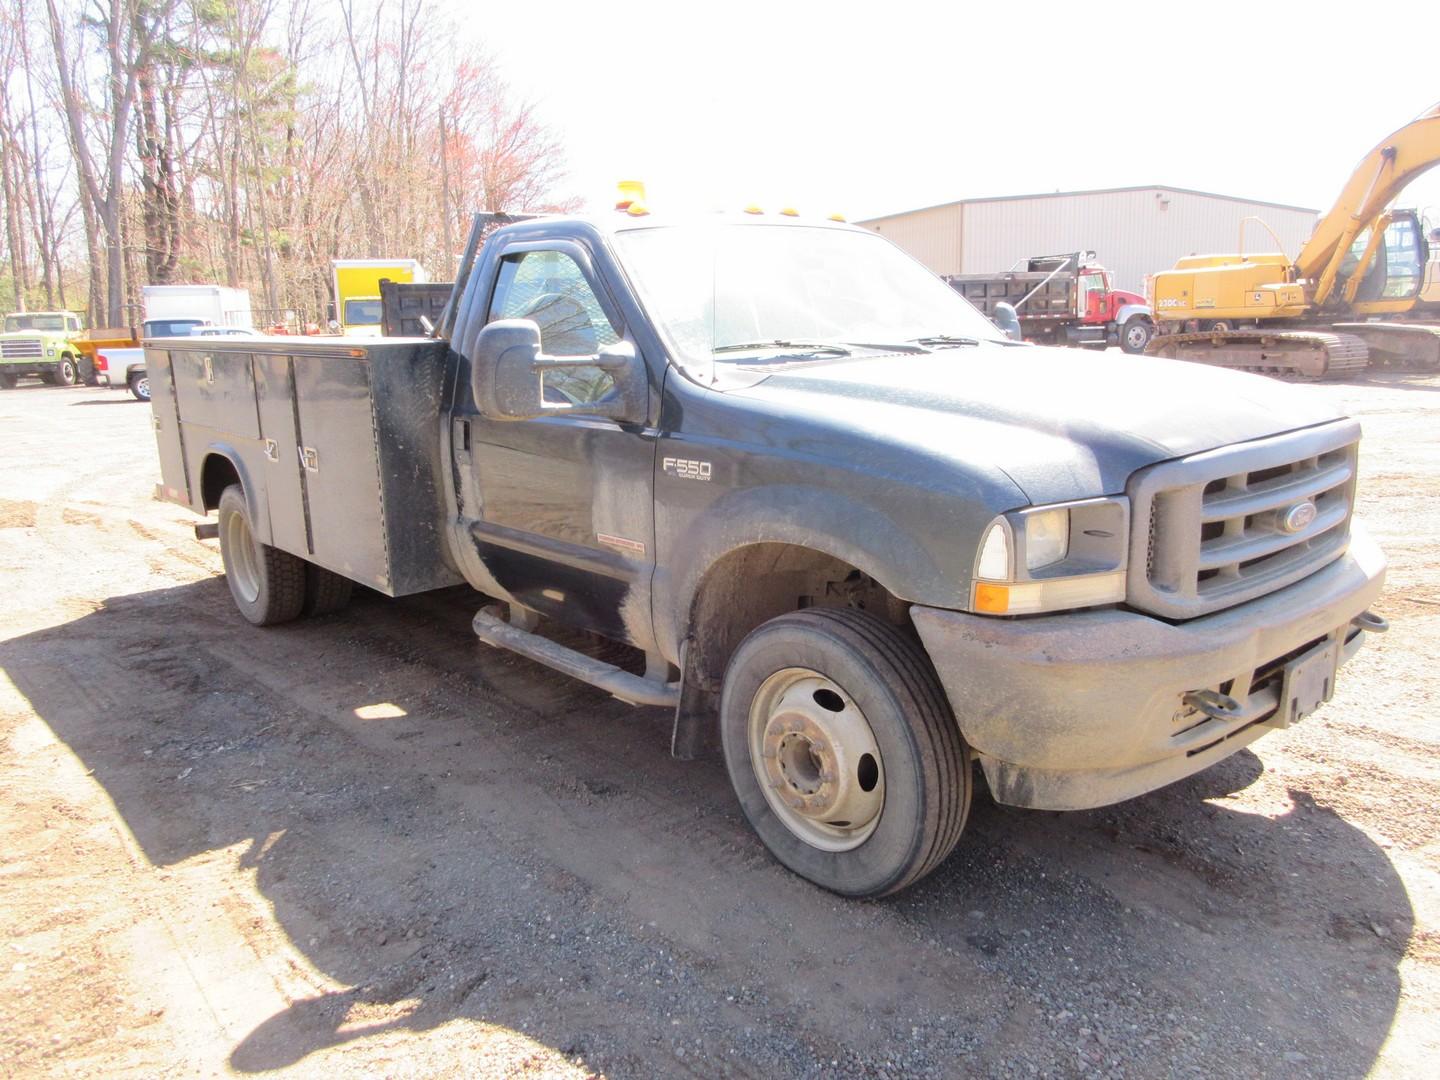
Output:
[663,456,712,481]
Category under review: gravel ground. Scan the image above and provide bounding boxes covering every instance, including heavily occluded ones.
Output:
[0,371,1436,1078]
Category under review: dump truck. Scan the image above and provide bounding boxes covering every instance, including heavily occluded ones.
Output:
[332,259,428,336]
[945,252,1154,353]
[146,205,1388,898]
[0,310,86,387]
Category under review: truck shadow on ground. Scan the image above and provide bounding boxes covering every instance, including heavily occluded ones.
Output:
[1,579,1414,1077]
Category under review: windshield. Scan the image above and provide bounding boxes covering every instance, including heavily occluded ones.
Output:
[4,314,67,333]
[613,223,1003,382]
[145,319,204,338]
[344,298,383,326]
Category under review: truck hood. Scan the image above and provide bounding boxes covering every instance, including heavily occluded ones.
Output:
[730,344,1345,504]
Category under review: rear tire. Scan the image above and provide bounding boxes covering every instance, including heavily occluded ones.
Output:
[78,356,98,385]
[217,484,306,626]
[302,561,354,617]
[1121,317,1154,354]
[128,371,151,402]
[720,607,970,897]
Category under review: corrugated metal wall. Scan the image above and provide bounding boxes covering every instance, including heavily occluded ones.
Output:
[863,188,1319,294]
[865,203,964,275]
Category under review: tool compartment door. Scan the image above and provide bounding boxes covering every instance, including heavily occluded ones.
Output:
[251,354,309,557]
[145,347,191,507]
[291,354,390,590]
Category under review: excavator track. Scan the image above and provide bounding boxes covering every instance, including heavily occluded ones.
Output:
[1330,322,1440,370]
[1145,330,1370,380]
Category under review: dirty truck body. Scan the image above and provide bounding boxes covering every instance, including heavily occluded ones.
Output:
[149,212,1387,897]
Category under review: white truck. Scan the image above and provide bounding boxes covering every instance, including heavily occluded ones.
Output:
[142,285,254,337]
[93,286,255,400]
[94,347,148,400]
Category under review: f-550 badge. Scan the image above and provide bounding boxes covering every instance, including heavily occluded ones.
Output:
[663,456,713,481]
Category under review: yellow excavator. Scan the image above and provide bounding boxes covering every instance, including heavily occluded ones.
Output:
[1147,101,1440,376]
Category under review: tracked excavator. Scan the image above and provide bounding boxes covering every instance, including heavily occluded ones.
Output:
[1147,101,1440,377]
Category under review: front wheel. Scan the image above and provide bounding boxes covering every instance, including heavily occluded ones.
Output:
[128,371,151,402]
[54,357,78,386]
[1121,317,1154,354]
[217,484,306,626]
[0,371,16,390]
[721,607,971,897]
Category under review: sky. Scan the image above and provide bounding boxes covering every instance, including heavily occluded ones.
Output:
[462,0,1440,231]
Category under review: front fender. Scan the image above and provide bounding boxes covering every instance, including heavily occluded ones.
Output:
[1114,303,1152,326]
[653,483,957,663]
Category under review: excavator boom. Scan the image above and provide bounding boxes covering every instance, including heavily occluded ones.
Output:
[1297,102,1440,292]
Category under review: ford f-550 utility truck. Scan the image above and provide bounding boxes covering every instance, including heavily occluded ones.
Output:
[146,208,1388,897]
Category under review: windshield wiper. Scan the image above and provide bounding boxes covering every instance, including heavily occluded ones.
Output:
[840,340,932,354]
[714,340,852,356]
[908,334,981,348]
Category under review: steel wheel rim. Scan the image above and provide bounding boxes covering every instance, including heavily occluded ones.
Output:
[1126,324,1148,350]
[224,508,261,604]
[748,667,885,852]
[136,377,150,400]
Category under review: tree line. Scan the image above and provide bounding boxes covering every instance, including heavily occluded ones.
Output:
[0,0,573,328]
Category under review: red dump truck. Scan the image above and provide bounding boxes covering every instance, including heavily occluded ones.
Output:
[945,251,1154,354]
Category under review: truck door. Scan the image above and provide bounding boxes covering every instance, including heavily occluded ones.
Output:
[461,243,657,647]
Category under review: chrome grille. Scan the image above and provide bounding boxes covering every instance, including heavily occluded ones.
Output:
[1127,419,1360,619]
[1,337,43,359]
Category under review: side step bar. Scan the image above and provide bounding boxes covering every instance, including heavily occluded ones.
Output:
[472,605,680,708]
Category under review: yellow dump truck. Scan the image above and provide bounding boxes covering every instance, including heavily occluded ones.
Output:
[332,259,428,336]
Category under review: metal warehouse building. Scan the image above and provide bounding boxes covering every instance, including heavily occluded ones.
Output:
[859,186,1319,295]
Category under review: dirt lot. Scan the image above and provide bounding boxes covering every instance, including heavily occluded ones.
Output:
[0,372,1437,1079]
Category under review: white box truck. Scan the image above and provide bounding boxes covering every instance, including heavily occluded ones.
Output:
[142,285,254,337]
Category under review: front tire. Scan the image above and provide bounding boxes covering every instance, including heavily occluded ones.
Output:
[0,371,16,389]
[128,371,151,402]
[1121,317,1154,354]
[54,357,78,386]
[721,608,970,897]
[217,484,306,626]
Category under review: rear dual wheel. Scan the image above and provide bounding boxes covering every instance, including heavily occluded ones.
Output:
[217,484,353,625]
[721,608,971,897]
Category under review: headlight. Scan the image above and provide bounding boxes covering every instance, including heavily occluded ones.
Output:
[1024,508,1069,570]
[972,497,1129,615]
[46,346,56,356]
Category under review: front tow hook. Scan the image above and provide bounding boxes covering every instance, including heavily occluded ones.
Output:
[1352,610,1389,633]
[1183,688,1245,721]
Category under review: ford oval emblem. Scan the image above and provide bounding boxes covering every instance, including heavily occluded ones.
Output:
[1282,500,1318,533]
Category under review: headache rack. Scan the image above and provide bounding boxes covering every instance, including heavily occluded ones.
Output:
[1127,419,1361,620]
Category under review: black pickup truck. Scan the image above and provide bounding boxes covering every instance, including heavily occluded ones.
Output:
[147,209,1387,896]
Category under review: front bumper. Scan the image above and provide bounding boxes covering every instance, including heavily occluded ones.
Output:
[911,524,1386,811]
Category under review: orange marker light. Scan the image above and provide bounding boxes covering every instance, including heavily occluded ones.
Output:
[626,201,650,217]
[779,207,799,217]
[973,583,1010,614]
[743,204,764,215]
[828,213,847,222]
[615,179,647,210]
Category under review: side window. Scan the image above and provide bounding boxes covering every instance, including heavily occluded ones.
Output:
[487,250,622,406]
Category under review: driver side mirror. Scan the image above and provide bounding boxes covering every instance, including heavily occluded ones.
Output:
[470,318,647,424]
